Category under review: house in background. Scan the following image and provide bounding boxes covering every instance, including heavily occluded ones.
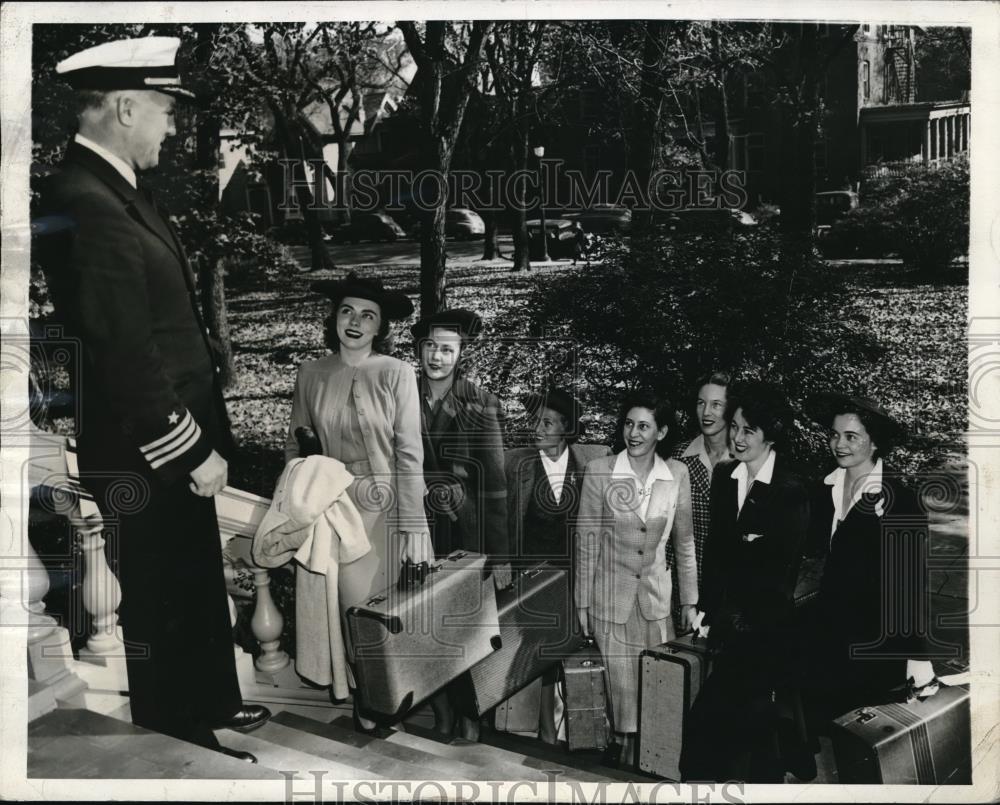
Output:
[724,24,970,205]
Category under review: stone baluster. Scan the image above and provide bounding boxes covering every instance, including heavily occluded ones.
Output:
[73,514,124,656]
[250,568,289,673]
[24,535,57,644]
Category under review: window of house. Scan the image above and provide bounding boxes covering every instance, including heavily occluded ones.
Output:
[580,88,601,123]
[747,132,765,173]
[861,24,871,35]
[583,144,601,178]
[814,139,828,170]
[862,61,871,100]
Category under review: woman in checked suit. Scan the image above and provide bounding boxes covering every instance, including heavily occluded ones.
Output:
[575,391,699,768]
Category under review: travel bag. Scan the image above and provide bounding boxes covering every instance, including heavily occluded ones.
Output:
[562,638,610,752]
[346,550,500,718]
[637,633,714,780]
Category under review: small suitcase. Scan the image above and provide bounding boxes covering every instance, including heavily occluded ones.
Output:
[562,638,610,751]
[637,634,713,780]
[831,683,971,784]
[494,676,543,735]
[456,563,577,716]
[346,550,501,718]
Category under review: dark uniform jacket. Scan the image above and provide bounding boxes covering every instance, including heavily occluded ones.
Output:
[504,443,612,565]
[32,140,240,745]
[420,377,509,562]
[803,468,933,703]
[35,140,231,482]
[700,455,810,658]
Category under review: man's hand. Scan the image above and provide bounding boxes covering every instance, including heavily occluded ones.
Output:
[492,562,513,590]
[189,450,227,497]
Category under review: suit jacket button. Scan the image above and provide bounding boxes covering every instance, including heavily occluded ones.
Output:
[215,366,221,374]
[640,526,647,533]
[635,573,641,579]
[638,550,644,556]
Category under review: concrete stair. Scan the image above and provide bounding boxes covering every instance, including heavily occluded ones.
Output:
[29,702,635,782]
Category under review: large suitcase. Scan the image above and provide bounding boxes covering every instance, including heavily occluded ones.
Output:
[637,634,713,780]
[831,683,971,784]
[494,676,543,735]
[562,638,610,751]
[455,563,577,716]
[346,550,501,718]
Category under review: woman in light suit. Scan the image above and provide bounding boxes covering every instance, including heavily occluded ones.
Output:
[575,391,698,768]
[285,272,433,732]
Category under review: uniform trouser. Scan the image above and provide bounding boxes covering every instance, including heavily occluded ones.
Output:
[91,467,242,749]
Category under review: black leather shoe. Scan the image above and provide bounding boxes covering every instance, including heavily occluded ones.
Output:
[218,746,258,764]
[215,705,271,732]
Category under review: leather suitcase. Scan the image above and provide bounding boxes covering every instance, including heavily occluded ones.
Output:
[456,563,577,716]
[346,550,501,718]
[637,634,713,780]
[831,683,971,784]
[494,676,543,735]
[562,639,610,751]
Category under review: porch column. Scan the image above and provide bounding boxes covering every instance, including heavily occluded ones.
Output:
[924,119,932,163]
[948,115,955,158]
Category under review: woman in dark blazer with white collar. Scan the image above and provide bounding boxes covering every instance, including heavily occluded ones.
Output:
[799,393,936,738]
[576,391,698,768]
[680,381,810,783]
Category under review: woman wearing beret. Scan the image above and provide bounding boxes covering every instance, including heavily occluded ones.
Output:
[799,393,936,746]
[410,308,512,739]
[575,391,698,768]
[285,272,432,731]
[680,381,810,783]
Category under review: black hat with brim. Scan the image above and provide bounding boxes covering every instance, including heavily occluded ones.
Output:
[410,308,483,343]
[522,388,583,437]
[804,391,905,440]
[311,272,414,321]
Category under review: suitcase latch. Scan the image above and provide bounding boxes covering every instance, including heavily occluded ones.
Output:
[448,551,468,561]
[581,660,594,668]
[855,708,877,724]
[366,594,386,607]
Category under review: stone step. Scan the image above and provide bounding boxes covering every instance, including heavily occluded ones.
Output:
[272,711,485,780]
[214,723,383,781]
[28,708,282,779]
[334,715,620,783]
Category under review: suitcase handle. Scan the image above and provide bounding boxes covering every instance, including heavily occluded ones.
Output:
[854,708,877,724]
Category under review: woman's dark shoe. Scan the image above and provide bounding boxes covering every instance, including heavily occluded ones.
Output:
[601,740,623,769]
[352,708,379,736]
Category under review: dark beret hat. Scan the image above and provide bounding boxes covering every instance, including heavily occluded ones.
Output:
[311,272,414,321]
[410,308,483,343]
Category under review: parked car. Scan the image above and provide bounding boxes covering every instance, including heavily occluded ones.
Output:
[661,207,757,232]
[815,190,860,234]
[446,208,486,239]
[407,208,487,240]
[526,218,580,260]
[330,211,407,243]
[564,204,632,234]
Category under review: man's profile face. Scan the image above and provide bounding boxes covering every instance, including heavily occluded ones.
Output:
[126,91,176,170]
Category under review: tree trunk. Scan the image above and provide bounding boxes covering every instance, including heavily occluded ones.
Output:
[509,131,531,272]
[710,26,731,178]
[629,20,666,234]
[481,210,500,259]
[336,138,354,225]
[193,23,235,386]
[421,199,448,315]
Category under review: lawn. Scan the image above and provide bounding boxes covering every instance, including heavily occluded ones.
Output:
[223,258,967,497]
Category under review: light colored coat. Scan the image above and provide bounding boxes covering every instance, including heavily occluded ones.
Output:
[575,452,698,624]
[251,456,371,699]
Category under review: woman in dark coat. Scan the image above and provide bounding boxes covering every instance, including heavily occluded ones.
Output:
[800,393,936,731]
[680,381,810,783]
[411,308,512,739]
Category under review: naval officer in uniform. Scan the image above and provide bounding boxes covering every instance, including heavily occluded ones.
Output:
[34,36,269,762]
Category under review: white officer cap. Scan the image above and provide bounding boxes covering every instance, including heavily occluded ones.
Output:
[56,36,195,100]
